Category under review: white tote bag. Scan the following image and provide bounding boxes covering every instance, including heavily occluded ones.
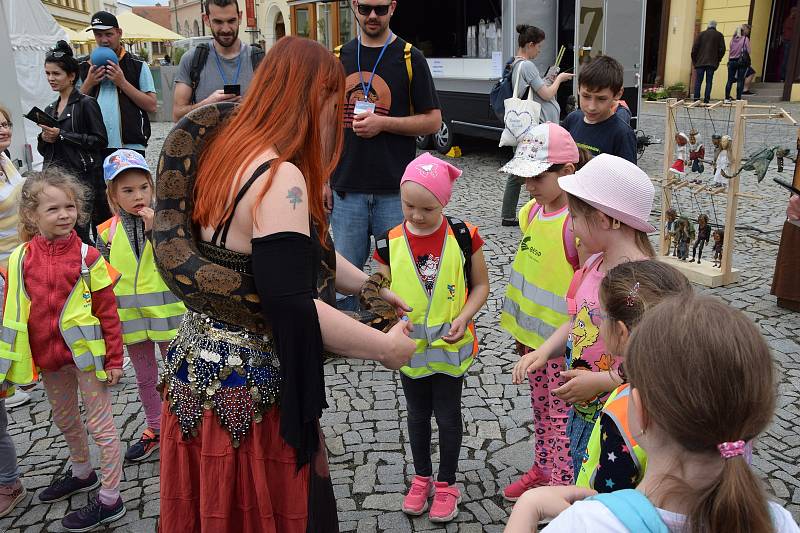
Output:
[499,61,542,147]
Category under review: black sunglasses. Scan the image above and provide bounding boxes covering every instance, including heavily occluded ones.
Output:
[356,3,391,16]
[46,50,69,59]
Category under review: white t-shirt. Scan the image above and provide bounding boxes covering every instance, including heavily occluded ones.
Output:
[542,500,800,532]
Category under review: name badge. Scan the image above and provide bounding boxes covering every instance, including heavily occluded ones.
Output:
[354,100,376,115]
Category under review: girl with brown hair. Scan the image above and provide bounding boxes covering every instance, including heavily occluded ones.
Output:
[157,36,415,532]
[506,295,799,533]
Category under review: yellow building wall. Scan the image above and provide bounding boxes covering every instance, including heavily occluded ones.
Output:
[700,0,752,99]
[664,0,698,90]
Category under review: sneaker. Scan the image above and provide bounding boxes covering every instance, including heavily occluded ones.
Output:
[0,479,26,518]
[61,494,126,532]
[401,475,433,515]
[125,428,160,462]
[38,468,100,503]
[4,390,30,409]
[429,481,461,523]
[502,465,549,502]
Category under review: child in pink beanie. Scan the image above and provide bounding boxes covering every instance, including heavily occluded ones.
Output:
[372,152,489,523]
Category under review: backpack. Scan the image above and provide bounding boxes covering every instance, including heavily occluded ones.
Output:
[489,57,522,121]
[590,489,669,533]
[375,217,474,289]
[189,43,265,104]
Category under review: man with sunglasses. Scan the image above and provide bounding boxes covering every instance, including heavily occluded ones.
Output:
[330,0,441,312]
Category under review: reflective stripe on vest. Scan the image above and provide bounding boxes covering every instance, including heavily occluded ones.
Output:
[388,222,477,379]
[576,385,648,490]
[501,200,574,349]
[99,216,185,344]
[0,243,113,383]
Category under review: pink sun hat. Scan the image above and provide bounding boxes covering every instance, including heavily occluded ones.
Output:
[499,122,579,178]
[558,153,657,233]
[400,152,462,207]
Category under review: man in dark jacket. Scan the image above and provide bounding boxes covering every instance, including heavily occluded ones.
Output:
[691,20,726,103]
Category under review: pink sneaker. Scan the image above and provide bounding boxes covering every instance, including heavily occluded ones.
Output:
[402,475,433,515]
[0,479,26,518]
[429,481,461,523]
[502,465,549,502]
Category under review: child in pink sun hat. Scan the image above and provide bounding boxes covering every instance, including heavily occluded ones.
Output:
[500,123,592,500]
[373,152,490,523]
[512,153,657,480]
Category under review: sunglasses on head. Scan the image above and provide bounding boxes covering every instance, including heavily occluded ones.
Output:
[47,50,69,59]
[356,2,391,16]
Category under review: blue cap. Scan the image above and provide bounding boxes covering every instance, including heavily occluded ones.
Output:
[103,149,150,183]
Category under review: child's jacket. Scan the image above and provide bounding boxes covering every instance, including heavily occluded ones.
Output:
[501,200,577,349]
[0,232,122,383]
[385,220,478,379]
[97,214,185,345]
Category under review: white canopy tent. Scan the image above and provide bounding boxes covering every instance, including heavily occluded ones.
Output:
[0,0,69,170]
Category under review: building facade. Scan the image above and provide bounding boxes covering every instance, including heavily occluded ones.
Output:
[42,0,106,54]
[169,0,205,37]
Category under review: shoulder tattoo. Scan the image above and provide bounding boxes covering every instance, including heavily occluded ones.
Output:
[287,186,303,210]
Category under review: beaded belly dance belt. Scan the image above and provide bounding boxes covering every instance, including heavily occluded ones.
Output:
[161,310,281,447]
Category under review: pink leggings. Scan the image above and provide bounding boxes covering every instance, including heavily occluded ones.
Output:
[127,341,169,433]
[528,357,572,485]
[41,366,122,501]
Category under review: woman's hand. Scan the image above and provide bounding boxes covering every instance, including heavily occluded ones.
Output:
[512,350,547,384]
[378,319,416,370]
[378,287,412,318]
[40,125,60,143]
[138,206,155,232]
[505,485,597,532]
[106,368,123,386]
[552,369,611,404]
[441,315,467,343]
[787,194,800,221]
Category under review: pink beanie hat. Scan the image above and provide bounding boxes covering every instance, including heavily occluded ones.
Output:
[400,152,462,207]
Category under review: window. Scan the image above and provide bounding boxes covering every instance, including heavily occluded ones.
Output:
[317,3,333,49]
[193,20,200,36]
[339,1,354,43]
[293,6,313,38]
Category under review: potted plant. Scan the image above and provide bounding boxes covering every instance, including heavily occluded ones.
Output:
[666,82,688,99]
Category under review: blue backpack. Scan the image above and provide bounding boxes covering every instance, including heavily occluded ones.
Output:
[489,57,522,121]
[590,490,669,533]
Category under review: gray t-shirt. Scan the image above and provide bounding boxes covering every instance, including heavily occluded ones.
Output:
[513,59,560,124]
[175,42,256,103]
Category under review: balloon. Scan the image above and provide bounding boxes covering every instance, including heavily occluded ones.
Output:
[90,46,118,67]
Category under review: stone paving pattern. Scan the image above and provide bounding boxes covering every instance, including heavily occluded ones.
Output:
[1,102,798,532]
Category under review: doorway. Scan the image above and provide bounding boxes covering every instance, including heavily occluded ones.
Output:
[764,0,798,82]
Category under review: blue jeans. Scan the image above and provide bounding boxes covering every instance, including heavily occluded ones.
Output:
[330,190,404,311]
[725,59,748,100]
[694,66,716,102]
[567,408,599,478]
[0,399,19,485]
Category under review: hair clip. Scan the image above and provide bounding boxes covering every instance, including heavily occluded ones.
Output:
[717,440,746,459]
[625,282,640,307]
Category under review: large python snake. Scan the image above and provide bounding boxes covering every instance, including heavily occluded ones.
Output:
[153,102,398,340]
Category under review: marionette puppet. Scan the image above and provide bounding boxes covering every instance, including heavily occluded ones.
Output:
[670,132,690,177]
[675,216,695,261]
[665,208,678,255]
[713,135,733,188]
[712,229,725,268]
[688,128,705,173]
[691,213,711,264]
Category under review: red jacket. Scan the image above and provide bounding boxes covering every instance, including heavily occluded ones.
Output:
[23,231,123,372]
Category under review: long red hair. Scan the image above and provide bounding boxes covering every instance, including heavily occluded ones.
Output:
[192,37,345,242]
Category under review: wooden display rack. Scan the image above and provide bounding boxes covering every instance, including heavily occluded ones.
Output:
[657,98,796,287]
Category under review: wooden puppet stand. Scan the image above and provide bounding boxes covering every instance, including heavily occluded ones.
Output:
[657,98,796,287]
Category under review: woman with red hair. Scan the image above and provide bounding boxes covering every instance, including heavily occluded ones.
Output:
[156,37,415,532]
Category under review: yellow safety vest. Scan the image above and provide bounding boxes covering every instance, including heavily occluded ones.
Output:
[501,200,575,349]
[0,242,115,383]
[97,216,185,344]
[576,385,648,490]
[387,223,477,378]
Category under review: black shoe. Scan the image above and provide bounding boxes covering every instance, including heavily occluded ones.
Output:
[743,90,756,95]
[501,218,519,227]
[61,494,126,532]
[39,468,100,503]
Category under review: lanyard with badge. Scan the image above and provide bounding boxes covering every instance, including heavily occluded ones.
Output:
[212,42,243,85]
[354,31,393,115]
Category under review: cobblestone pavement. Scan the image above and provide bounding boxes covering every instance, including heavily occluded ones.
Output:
[1,101,798,532]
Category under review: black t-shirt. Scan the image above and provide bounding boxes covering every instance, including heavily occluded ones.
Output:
[331,37,440,194]
[563,109,638,163]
